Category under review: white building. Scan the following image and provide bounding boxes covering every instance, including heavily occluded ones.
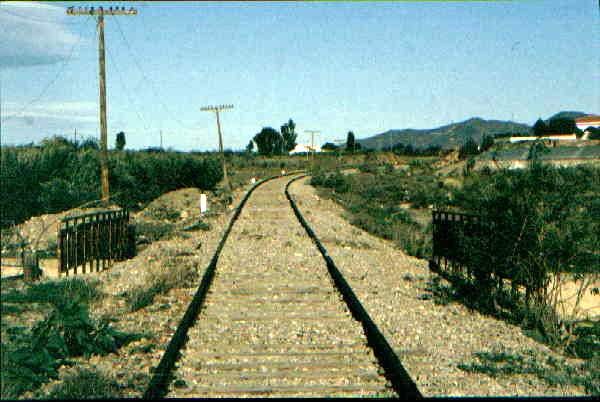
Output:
[509,134,577,143]
[289,143,321,155]
[575,115,600,131]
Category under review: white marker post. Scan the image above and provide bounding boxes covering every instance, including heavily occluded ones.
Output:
[251,177,256,184]
[200,193,207,215]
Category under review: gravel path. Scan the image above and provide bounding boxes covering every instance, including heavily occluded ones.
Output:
[288,176,586,397]
[169,176,394,398]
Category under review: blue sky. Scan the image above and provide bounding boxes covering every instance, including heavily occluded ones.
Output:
[1,1,598,151]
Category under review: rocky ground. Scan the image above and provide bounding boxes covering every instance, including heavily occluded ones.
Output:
[169,176,392,398]
[3,174,592,398]
[8,183,251,399]
[288,176,587,397]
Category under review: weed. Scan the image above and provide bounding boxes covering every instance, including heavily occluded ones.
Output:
[42,368,122,399]
[1,298,141,399]
[124,263,199,312]
[1,277,102,308]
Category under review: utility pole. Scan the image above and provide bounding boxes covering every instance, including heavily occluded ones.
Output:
[160,130,163,149]
[74,128,77,144]
[67,6,137,203]
[201,104,233,192]
[304,130,320,164]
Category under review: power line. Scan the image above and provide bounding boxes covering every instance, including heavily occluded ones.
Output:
[0,8,82,25]
[1,27,84,124]
[104,41,151,133]
[113,16,195,131]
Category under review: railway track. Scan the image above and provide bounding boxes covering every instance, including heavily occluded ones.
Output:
[144,174,421,398]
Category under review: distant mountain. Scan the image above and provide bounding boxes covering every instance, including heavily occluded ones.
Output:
[546,111,588,121]
[357,117,531,150]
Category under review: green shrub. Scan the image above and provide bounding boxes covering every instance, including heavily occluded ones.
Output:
[1,278,102,307]
[1,140,223,227]
[43,368,122,399]
[124,263,199,312]
[1,299,140,399]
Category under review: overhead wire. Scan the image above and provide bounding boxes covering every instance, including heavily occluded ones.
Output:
[0,7,83,25]
[104,40,152,134]
[0,20,85,124]
[113,16,198,132]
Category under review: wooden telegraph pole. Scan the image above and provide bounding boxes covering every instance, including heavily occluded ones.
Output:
[201,104,233,192]
[67,6,137,203]
[304,129,320,165]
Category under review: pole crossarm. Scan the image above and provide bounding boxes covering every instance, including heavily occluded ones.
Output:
[66,6,137,16]
[201,104,234,192]
[66,5,137,203]
[200,104,234,112]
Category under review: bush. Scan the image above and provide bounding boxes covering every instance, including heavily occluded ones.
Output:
[1,299,140,399]
[1,140,223,227]
[123,262,199,312]
[2,278,102,307]
[43,368,122,399]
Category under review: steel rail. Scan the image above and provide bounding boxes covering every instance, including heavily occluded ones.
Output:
[143,171,302,399]
[144,172,421,399]
[285,175,423,399]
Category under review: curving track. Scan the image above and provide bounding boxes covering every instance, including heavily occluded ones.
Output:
[144,174,421,398]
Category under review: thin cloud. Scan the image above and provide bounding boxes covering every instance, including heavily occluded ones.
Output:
[3,101,97,123]
[0,2,81,68]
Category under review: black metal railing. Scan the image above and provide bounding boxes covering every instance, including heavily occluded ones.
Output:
[57,209,134,276]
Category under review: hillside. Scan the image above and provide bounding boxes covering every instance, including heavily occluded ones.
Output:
[546,111,588,121]
[357,118,531,150]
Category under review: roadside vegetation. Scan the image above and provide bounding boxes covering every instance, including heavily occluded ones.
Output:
[0,136,223,228]
[311,155,446,258]
[310,141,599,395]
[0,277,143,399]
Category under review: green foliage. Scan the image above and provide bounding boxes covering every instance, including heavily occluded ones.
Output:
[311,164,445,258]
[444,164,599,353]
[43,368,122,399]
[533,118,549,137]
[123,263,199,312]
[548,117,576,134]
[321,142,339,151]
[115,131,126,151]
[245,140,254,153]
[459,136,479,159]
[566,321,600,360]
[480,134,494,151]
[280,119,297,152]
[587,127,600,140]
[1,139,223,227]
[1,278,140,399]
[253,127,284,156]
[346,131,356,152]
[2,278,102,307]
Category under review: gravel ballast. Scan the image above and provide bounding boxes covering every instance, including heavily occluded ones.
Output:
[288,176,586,397]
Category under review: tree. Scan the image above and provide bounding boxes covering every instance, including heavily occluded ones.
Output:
[321,142,339,151]
[459,136,479,159]
[115,132,126,150]
[253,127,283,156]
[246,140,254,153]
[480,135,494,152]
[80,137,99,150]
[532,118,548,137]
[280,119,297,152]
[586,127,600,140]
[547,118,576,134]
[346,131,356,152]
